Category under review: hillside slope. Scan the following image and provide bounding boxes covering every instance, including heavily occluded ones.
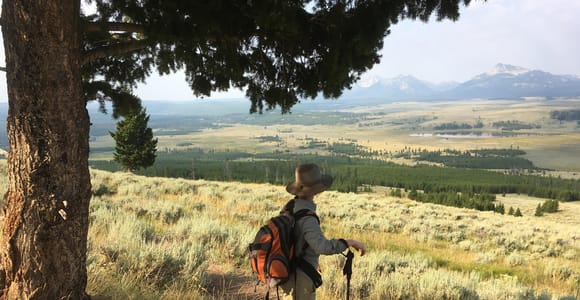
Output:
[0,162,578,299]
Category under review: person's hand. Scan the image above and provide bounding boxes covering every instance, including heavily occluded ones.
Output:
[346,239,366,256]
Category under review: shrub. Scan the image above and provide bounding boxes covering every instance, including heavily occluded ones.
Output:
[92,183,112,196]
[562,249,577,260]
[505,253,526,266]
[545,265,573,281]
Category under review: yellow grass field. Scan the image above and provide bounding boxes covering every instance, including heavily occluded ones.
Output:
[2,160,577,299]
[89,170,580,299]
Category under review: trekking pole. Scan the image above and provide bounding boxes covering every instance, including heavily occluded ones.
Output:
[342,249,354,300]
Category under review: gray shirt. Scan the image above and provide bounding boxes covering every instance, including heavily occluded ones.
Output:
[292,198,348,269]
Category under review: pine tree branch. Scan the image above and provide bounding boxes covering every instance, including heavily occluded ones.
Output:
[82,40,150,65]
[0,67,6,72]
[83,21,146,34]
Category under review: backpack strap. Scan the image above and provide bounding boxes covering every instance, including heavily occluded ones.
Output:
[292,208,318,256]
[292,208,323,288]
[293,209,319,224]
[280,198,296,215]
[295,257,323,288]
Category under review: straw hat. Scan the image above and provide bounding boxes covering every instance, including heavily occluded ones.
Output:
[286,164,333,197]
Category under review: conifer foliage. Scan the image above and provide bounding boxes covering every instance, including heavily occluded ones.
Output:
[534,199,559,216]
[110,108,158,172]
[82,0,476,114]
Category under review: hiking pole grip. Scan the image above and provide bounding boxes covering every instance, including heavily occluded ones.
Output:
[343,249,354,300]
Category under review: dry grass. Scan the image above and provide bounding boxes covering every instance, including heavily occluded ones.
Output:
[85,169,580,299]
[0,160,578,299]
[497,194,580,225]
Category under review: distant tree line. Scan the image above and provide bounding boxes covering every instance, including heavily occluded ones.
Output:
[256,135,283,143]
[491,120,539,131]
[408,190,504,213]
[396,148,536,170]
[299,137,328,150]
[550,110,580,121]
[472,149,526,157]
[89,151,580,209]
[434,121,483,130]
[415,152,535,170]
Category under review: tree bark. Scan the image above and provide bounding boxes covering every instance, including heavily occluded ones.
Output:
[1,0,91,299]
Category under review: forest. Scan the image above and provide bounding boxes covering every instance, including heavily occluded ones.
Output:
[398,148,537,169]
[89,148,580,213]
[550,109,580,121]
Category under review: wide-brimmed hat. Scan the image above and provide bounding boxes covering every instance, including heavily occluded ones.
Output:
[286,164,333,197]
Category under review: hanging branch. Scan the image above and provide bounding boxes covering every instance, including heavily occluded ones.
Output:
[83,21,146,34]
[80,20,150,65]
[81,40,150,65]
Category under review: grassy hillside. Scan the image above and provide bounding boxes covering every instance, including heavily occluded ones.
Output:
[1,161,578,299]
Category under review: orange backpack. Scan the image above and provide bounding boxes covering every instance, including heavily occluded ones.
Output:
[249,202,318,292]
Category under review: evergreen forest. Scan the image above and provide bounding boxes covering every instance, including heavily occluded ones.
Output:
[89,149,580,213]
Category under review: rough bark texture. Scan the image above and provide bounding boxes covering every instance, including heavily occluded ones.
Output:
[1,0,91,299]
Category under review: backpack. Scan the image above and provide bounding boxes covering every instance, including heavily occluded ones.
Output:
[248,200,319,291]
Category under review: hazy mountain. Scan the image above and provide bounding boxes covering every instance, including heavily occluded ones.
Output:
[439,63,580,99]
[343,63,580,101]
[342,75,453,100]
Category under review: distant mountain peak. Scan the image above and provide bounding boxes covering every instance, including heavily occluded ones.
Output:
[487,63,530,76]
[347,64,580,102]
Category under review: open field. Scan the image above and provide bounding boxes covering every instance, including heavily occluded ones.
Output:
[2,162,578,299]
[497,194,580,225]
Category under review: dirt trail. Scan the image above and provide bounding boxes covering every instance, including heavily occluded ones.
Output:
[205,264,266,300]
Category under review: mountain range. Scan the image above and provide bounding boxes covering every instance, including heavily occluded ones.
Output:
[342,63,580,101]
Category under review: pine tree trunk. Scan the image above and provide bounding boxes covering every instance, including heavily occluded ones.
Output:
[1,0,91,299]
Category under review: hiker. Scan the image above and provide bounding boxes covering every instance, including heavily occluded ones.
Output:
[280,163,366,300]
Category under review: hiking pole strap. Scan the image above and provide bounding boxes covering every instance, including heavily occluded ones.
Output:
[343,249,354,300]
[343,249,354,279]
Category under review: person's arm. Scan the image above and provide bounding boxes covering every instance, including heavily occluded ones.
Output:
[301,216,354,255]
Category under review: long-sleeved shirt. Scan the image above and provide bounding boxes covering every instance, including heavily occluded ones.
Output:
[292,198,348,269]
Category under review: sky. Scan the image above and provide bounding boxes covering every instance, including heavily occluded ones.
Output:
[1,0,580,102]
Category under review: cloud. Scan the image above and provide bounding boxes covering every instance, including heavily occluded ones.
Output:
[363,0,580,83]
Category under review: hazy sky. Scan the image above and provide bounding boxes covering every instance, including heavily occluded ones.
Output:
[1,0,579,102]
